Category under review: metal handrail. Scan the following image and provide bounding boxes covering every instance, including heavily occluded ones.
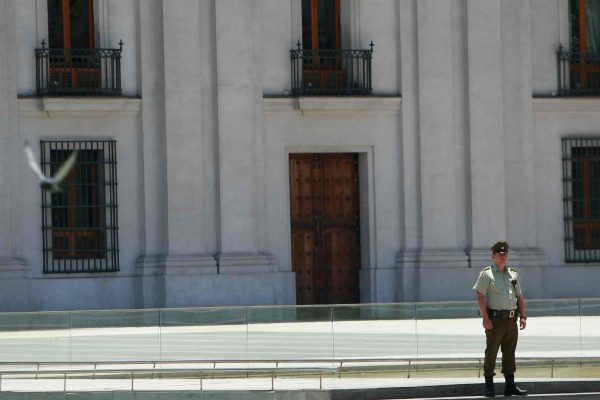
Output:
[0,357,597,373]
[1,356,599,364]
[557,44,600,96]
[0,357,598,392]
[0,366,338,392]
[290,41,374,96]
[35,39,123,96]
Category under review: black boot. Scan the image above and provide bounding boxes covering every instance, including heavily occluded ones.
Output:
[484,375,495,397]
[504,374,528,396]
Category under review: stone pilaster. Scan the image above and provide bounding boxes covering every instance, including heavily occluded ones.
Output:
[466,0,548,274]
[0,0,29,310]
[214,0,273,272]
[501,0,537,248]
[500,1,548,291]
[134,0,168,307]
[396,0,468,301]
[162,0,215,271]
[467,0,506,253]
[416,0,463,253]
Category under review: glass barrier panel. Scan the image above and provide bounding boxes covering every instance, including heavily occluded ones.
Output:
[580,298,600,357]
[159,307,247,361]
[0,298,596,366]
[332,304,416,359]
[69,309,160,362]
[415,302,481,358]
[0,311,69,362]
[247,306,333,361]
[518,299,581,358]
[416,301,479,320]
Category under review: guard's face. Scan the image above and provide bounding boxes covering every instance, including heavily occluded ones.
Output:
[492,252,508,268]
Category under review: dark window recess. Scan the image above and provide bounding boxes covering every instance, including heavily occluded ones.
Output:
[302,0,340,52]
[562,138,600,262]
[48,0,94,50]
[38,0,122,96]
[558,0,600,96]
[291,0,374,96]
[41,140,119,273]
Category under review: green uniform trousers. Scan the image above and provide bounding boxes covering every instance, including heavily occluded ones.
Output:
[483,315,518,377]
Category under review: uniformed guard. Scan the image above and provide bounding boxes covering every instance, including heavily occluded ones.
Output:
[473,240,528,397]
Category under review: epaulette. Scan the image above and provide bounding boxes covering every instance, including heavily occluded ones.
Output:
[509,267,517,273]
[483,266,491,271]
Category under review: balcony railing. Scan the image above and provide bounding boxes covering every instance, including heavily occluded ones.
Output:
[557,44,600,96]
[35,39,123,96]
[290,41,373,96]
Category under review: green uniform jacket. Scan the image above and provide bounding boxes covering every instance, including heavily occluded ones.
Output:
[473,265,523,310]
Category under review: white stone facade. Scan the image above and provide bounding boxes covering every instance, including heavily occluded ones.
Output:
[0,0,598,312]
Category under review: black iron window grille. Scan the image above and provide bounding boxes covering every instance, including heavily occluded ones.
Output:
[290,41,373,96]
[35,39,123,96]
[562,138,600,263]
[41,140,119,273]
[557,44,600,96]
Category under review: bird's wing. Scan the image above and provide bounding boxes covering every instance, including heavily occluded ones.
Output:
[51,150,78,184]
[24,143,46,180]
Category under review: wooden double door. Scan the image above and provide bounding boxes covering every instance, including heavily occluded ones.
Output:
[289,154,360,305]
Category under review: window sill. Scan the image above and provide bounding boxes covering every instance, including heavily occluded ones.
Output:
[18,97,141,117]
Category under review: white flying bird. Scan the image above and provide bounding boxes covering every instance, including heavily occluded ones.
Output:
[24,141,78,193]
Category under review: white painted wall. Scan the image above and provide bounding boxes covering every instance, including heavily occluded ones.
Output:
[14,0,139,96]
[0,0,598,312]
[263,98,402,302]
[530,0,569,96]
[18,100,142,310]
[533,99,600,297]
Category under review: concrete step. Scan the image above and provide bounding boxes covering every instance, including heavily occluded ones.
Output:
[410,394,600,400]
[329,380,600,399]
[0,390,599,400]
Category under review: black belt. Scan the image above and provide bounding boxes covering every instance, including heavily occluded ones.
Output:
[488,309,518,319]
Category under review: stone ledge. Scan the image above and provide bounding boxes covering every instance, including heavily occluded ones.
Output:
[0,257,29,279]
[533,97,600,113]
[216,252,276,273]
[18,97,142,117]
[469,247,549,269]
[263,96,402,112]
[137,253,277,275]
[396,249,469,269]
[135,254,217,276]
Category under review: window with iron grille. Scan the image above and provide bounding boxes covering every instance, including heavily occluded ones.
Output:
[41,140,119,273]
[562,138,600,262]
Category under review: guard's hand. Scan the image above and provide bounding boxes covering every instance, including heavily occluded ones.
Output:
[482,317,493,330]
[519,317,527,330]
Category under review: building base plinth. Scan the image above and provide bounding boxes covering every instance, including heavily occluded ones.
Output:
[0,258,29,311]
[216,252,276,273]
[164,271,295,308]
[135,254,293,308]
[396,249,470,302]
[0,257,28,279]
